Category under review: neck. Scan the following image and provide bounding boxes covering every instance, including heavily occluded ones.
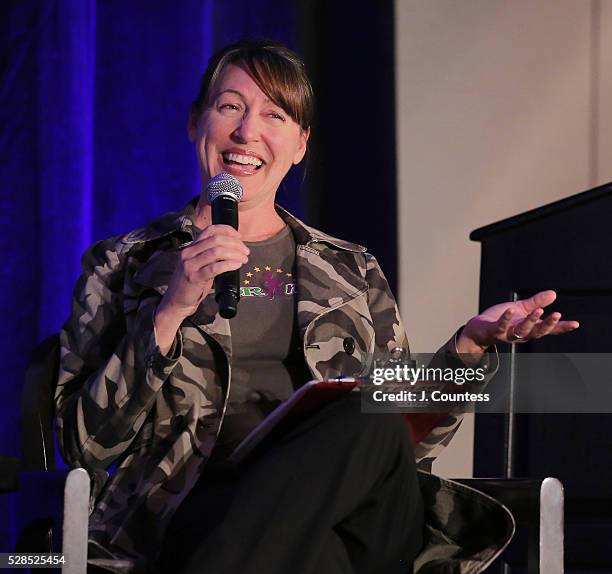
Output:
[193,195,285,241]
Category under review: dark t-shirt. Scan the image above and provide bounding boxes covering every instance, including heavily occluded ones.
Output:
[209,225,311,461]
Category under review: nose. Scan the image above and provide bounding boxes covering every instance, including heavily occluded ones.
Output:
[232,111,261,143]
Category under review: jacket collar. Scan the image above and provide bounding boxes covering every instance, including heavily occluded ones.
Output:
[125,196,367,252]
[131,197,369,341]
[274,205,367,253]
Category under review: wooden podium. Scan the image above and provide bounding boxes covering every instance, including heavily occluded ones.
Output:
[470,181,612,572]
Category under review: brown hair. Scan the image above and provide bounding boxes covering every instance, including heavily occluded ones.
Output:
[191,39,313,132]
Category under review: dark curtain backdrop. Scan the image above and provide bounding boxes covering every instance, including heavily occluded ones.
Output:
[1,0,396,548]
[301,1,398,289]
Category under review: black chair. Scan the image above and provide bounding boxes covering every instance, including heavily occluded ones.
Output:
[2,335,131,573]
[5,334,564,573]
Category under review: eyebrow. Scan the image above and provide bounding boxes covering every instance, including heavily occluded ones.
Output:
[216,89,271,104]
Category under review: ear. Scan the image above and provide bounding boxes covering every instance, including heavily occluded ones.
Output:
[293,127,310,165]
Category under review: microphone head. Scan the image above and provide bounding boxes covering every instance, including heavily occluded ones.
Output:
[207,172,244,204]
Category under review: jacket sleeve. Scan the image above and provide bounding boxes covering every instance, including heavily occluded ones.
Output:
[364,253,410,356]
[365,253,476,470]
[54,237,182,471]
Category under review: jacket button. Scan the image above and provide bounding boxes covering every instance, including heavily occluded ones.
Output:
[343,337,355,355]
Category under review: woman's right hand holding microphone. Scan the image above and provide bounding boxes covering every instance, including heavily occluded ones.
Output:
[154,225,249,354]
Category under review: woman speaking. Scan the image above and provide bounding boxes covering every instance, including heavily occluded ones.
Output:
[54,40,578,574]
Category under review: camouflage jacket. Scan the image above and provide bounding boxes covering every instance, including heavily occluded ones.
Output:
[55,199,514,573]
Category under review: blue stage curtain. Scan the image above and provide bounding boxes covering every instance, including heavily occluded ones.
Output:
[0,0,301,547]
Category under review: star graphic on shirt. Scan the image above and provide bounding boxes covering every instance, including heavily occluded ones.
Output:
[264,265,271,271]
[286,272,292,277]
[245,272,253,277]
[254,266,260,272]
[243,280,251,285]
[276,268,283,273]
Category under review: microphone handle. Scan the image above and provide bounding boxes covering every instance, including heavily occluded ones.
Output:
[212,196,239,319]
[211,196,238,229]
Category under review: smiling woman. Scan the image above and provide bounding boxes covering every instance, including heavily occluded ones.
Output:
[187,41,311,223]
[53,39,574,574]
[188,62,309,220]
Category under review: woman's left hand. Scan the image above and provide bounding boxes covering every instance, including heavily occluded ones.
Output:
[456,290,580,355]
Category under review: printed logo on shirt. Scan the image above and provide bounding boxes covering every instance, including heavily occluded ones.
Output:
[240,265,295,300]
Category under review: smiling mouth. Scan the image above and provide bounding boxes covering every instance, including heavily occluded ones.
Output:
[222,152,265,170]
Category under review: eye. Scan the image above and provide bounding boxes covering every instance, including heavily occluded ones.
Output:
[218,102,242,114]
[267,111,286,122]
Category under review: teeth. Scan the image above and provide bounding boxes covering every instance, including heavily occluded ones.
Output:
[223,152,263,167]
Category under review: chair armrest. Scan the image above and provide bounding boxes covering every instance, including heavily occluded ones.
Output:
[15,469,91,573]
[453,478,544,524]
[63,468,90,574]
[454,477,564,574]
[10,469,90,571]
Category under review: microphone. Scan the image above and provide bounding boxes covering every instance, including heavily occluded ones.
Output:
[207,172,244,319]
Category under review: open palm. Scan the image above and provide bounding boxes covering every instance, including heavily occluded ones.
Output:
[458,290,579,352]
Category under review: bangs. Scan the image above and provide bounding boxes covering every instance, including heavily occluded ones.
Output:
[194,41,313,132]
[237,55,312,131]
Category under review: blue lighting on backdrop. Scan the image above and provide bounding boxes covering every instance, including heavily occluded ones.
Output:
[0,0,303,547]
